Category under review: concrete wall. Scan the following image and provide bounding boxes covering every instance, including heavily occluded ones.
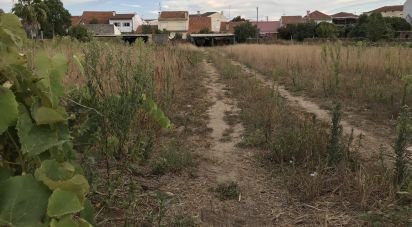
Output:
[208,13,227,33]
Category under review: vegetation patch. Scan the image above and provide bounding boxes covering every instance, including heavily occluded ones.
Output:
[214,181,241,201]
[151,142,196,175]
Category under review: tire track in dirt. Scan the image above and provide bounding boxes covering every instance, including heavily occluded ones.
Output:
[161,59,293,226]
[229,59,392,159]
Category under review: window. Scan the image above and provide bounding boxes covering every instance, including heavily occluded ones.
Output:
[123,22,130,27]
[114,22,120,27]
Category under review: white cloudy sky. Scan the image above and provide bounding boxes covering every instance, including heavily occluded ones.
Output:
[0,0,407,20]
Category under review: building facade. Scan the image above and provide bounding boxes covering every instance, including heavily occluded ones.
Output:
[158,11,189,39]
[109,14,145,33]
[367,5,404,17]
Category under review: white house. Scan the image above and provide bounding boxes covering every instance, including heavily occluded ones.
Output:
[201,12,227,33]
[158,11,189,39]
[109,13,145,33]
[367,5,404,18]
[404,0,412,24]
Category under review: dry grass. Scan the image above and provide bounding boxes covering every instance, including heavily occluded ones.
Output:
[222,44,412,122]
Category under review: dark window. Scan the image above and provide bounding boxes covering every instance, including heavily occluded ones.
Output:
[114,22,120,27]
[123,22,130,27]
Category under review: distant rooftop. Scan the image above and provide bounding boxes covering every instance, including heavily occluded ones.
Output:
[369,5,403,13]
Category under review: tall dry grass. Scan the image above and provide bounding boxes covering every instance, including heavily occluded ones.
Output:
[223,44,412,121]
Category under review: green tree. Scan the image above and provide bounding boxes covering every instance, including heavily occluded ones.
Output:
[68,24,91,42]
[41,0,71,38]
[349,14,368,38]
[367,12,388,41]
[234,21,259,43]
[12,0,48,39]
[0,9,4,14]
[316,22,338,38]
[231,16,246,22]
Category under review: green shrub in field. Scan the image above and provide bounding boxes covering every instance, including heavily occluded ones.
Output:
[151,143,194,175]
[215,181,240,200]
[68,24,92,42]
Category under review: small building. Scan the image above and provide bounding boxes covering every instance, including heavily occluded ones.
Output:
[188,15,212,34]
[158,11,189,39]
[304,10,332,24]
[332,12,358,26]
[71,16,82,26]
[220,21,246,33]
[397,30,412,39]
[109,13,145,33]
[145,19,159,26]
[85,24,121,36]
[201,12,227,33]
[280,16,304,27]
[251,21,280,39]
[367,5,404,18]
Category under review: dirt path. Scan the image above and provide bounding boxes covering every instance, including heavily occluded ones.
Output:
[160,59,293,226]
[229,59,392,158]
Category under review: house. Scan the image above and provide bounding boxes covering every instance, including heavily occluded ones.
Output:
[367,5,404,17]
[71,16,82,26]
[280,16,304,27]
[109,13,145,33]
[158,11,189,39]
[251,21,280,38]
[81,11,115,24]
[331,12,358,26]
[85,24,121,36]
[201,12,227,32]
[404,0,412,24]
[220,21,246,33]
[304,10,332,24]
[188,15,212,34]
[145,19,159,26]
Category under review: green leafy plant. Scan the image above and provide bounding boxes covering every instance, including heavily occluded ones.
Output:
[215,181,240,200]
[0,13,93,226]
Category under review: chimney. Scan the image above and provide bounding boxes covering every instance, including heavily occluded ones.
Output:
[113,11,116,16]
[267,16,268,22]
[197,11,200,15]
[306,10,310,17]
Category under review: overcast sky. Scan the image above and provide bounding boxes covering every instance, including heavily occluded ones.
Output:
[0,0,406,20]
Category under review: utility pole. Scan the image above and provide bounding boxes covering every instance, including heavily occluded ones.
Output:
[256,6,259,43]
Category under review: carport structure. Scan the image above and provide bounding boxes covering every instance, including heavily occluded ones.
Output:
[190,33,236,46]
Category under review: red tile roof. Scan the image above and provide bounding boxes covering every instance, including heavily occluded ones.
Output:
[159,11,188,20]
[110,14,135,20]
[220,21,245,33]
[71,16,81,26]
[280,16,304,26]
[370,5,403,13]
[331,12,358,19]
[82,11,114,24]
[305,10,332,21]
[251,21,280,34]
[188,16,211,34]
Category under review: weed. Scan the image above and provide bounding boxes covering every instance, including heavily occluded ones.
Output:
[215,181,240,200]
[327,103,344,166]
[151,143,195,175]
[393,105,411,187]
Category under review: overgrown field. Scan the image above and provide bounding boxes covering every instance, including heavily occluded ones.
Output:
[223,43,412,124]
[208,49,412,226]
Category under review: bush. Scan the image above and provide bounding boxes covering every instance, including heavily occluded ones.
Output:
[68,25,91,42]
[215,182,240,200]
[316,22,338,39]
[234,21,259,43]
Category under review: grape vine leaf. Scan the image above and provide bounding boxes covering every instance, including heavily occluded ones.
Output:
[35,160,90,201]
[0,87,18,134]
[17,106,67,156]
[34,107,68,125]
[50,216,92,227]
[0,175,51,227]
[0,14,26,48]
[80,199,96,226]
[47,189,83,217]
[34,52,68,108]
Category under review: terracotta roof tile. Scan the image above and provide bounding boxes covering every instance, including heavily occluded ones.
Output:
[71,16,81,25]
[188,16,211,34]
[305,10,332,20]
[82,11,114,24]
[159,11,188,20]
[251,21,280,34]
[280,16,304,26]
[370,5,403,13]
[331,12,358,18]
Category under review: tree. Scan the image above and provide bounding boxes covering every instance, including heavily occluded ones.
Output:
[316,22,338,38]
[385,17,412,31]
[41,0,71,38]
[278,23,316,41]
[234,21,259,43]
[0,9,4,14]
[367,12,388,41]
[68,24,91,42]
[349,14,368,38]
[12,0,48,39]
[231,16,246,22]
